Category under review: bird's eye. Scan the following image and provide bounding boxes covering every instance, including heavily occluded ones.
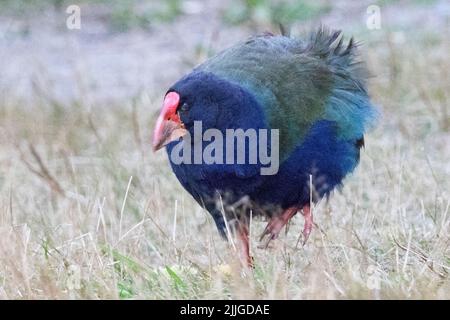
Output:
[179,102,189,112]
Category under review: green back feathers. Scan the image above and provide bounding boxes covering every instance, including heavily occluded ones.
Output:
[196,27,377,158]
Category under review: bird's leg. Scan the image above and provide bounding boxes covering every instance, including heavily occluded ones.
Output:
[301,204,313,245]
[235,221,253,268]
[259,206,298,248]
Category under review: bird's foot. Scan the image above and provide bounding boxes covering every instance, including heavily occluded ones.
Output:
[301,205,313,245]
[259,207,298,248]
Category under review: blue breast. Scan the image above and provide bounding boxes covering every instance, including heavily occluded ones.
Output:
[249,120,360,213]
[166,119,360,217]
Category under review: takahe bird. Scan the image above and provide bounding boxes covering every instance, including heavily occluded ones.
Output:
[153,27,377,266]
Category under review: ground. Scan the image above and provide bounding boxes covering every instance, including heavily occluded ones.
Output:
[0,0,449,299]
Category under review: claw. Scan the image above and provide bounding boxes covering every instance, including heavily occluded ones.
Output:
[259,207,297,248]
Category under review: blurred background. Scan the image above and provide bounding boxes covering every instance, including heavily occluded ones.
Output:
[0,0,449,299]
[1,0,448,103]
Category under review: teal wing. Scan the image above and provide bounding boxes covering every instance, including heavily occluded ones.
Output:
[196,28,377,159]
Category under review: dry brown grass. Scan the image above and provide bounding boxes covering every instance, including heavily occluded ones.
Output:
[0,26,449,299]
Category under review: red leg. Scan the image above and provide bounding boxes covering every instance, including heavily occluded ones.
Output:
[236,222,253,267]
[259,207,298,248]
[301,205,313,245]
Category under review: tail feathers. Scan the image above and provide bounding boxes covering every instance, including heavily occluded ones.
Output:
[305,27,359,67]
[305,26,371,98]
[356,136,365,149]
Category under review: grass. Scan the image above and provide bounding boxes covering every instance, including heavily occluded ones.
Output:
[0,5,449,299]
[0,0,183,31]
[109,0,183,31]
[223,0,331,27]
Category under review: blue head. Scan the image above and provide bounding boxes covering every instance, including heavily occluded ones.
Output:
[152,71,266,151]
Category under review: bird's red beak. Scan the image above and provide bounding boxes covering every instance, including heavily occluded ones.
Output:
[152,92,187,151]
